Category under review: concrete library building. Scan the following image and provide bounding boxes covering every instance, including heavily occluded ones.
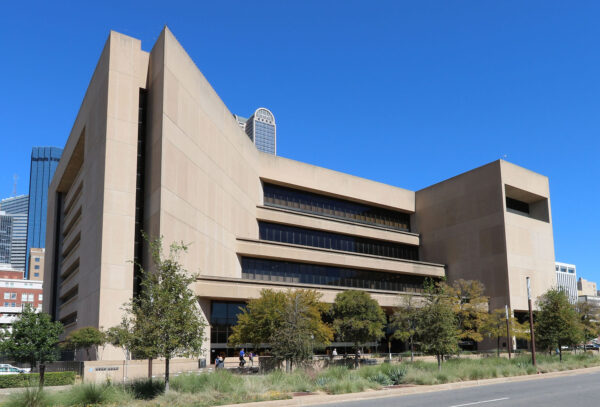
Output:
[43,28,557,361]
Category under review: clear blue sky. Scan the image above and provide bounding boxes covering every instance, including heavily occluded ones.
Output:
[1,1,598,282]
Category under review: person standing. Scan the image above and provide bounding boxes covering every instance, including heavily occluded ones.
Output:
[332,348,338,358]
[215,354,224,369]
[239,348,246,367]
[249,351,254,366]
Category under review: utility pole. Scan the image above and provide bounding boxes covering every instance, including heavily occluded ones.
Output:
[527,277,536,366]
[505,305,512,360]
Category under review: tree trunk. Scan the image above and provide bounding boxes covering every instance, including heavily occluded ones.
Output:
[410,339,414,363]
[165,357,170,392]
[497,335,500,357]
[437,354,441,371]
[355,346,359,369]
[148,357,152,378]
[39,364,46,388]
[285,358,291,373]
[559,346,562,362]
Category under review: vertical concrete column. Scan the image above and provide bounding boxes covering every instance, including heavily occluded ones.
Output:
[197,297,211,363]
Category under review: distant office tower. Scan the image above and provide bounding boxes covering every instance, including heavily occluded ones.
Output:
[578,277,597,297]
[246,108,276,155]
[26,147,62,278]
[28,248,45,281]
[555,262,578,304]
[233,108,276,155]
[0,213,13,265]
[0,195,28,271]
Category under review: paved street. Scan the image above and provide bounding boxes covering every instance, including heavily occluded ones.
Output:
[313,371,600,407]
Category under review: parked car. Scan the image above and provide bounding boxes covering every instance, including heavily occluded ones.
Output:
[584,343,600,350]
[0,364,30,374]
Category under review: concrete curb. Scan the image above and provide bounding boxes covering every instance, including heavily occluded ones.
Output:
[221,365,600,407]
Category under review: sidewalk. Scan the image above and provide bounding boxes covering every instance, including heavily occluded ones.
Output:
[221,365,600,407]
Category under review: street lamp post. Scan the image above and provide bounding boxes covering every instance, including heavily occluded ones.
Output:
[527,277,537,366]
[505,305,512,360]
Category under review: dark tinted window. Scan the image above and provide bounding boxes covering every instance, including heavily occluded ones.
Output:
[259,222,418,261]
[241,257,429,293]
[210,301,246,345]
[60,312,77,326]
[263,183,411,231]
[506,197,529,214]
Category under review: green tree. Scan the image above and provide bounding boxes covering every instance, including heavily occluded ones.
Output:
[62,327,106,360]
[415,299,459,371]
[118,236,206,391]
[536,288,583,361]
[441,279,489,345]
[229,289,286,348]
[229,289,332,371]
[106,318,136,382]
[390,294,420,362]
[105,319,135,359]
[331,290,386,367]
[576,301,600,346]
[481,308,530,357]
[414,279,459,370]
[1,305,63,387]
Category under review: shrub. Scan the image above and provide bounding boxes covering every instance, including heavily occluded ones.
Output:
[170,370,244,394]
[58,383,132,406]
[435,372,449,383]
[128,378,165,400]
[318,366,350,381]
[380,363,407,384]
[3,387,50,407]
[325,377,372,394]
[0,372,76,388]
[264,370,314,393]
[366,371,393,386]
[315,375,333,388]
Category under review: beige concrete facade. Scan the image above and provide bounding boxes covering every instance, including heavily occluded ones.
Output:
[415,160,556,312]
[28,248,44,281]
[44,28,556,361]
[578,277,597,297]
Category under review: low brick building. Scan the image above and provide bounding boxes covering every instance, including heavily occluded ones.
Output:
[0,266,43,331]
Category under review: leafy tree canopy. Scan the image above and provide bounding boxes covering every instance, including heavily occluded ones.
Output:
[229,289,332,367]
[576,301,600,344]
[439,279,489,343]
[331,290,386,347]
[415,299,459,370]
[116,236,206,390]
[62,327,106,360]
[105,318,135,357]
[1,305,63,386]
[480,308,530,356]
[536,288,583,361]
[390,294,420,361]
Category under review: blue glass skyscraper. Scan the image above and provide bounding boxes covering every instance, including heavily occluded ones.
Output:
[25,147,62,278]
[239,108,276,155]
